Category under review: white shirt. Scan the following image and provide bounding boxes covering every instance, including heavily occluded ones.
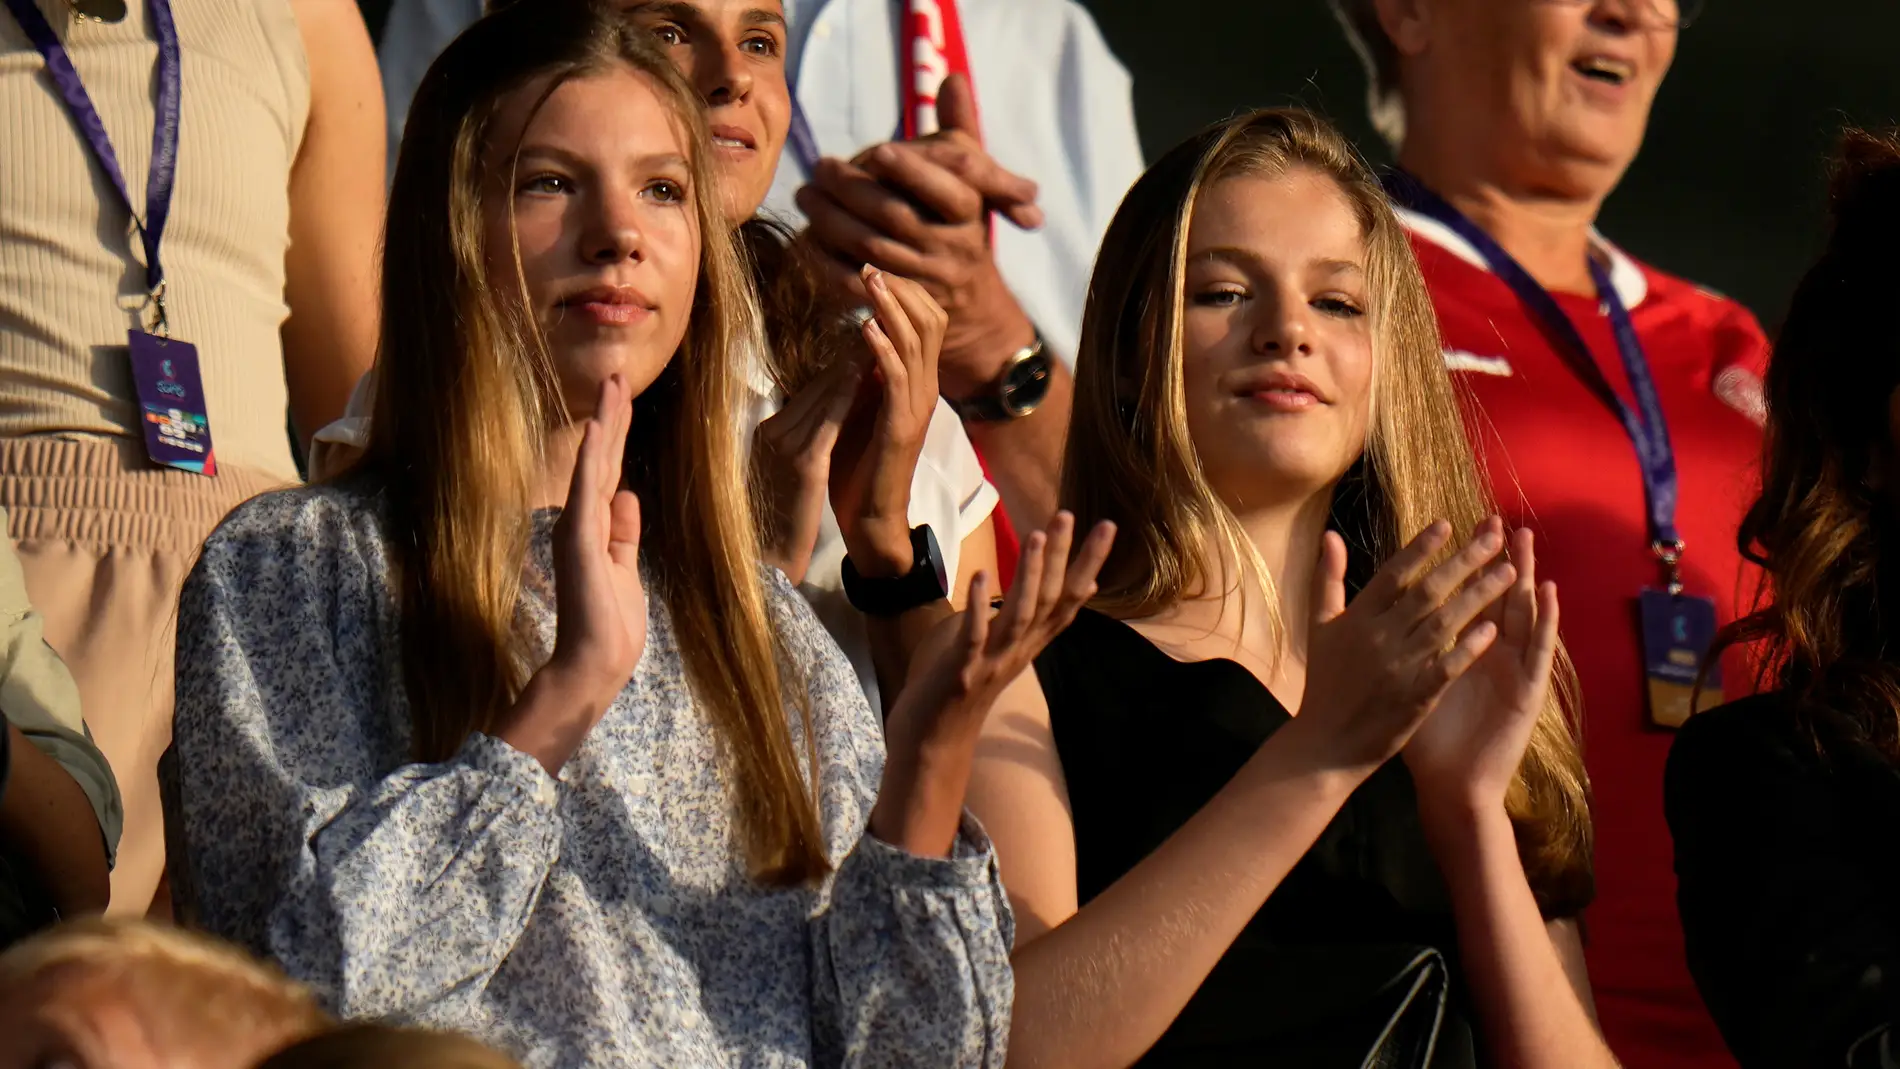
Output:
[376,0,1147,366]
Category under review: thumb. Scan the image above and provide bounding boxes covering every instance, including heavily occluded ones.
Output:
[938,73,981,140]
[1313,531,1348,625]
[609,489,642,553]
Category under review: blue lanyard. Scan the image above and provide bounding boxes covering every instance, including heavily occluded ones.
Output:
[5,0,181,325]
[1384,170,1683,569]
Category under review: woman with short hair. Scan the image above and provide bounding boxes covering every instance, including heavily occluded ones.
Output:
[1331,3,1767,1063]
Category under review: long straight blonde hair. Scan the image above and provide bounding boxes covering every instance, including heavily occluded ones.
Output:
[1064,109,1594,909]
[360,0,827,885]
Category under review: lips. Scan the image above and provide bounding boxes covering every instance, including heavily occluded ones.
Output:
[558,284,657,327]
[709,123,757,151]
[1571,54,1635,86]
[1230,368,1328,413]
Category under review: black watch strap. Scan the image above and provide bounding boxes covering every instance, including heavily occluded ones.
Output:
[840,525,950,617]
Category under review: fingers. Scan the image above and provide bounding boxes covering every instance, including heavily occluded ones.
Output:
[857,142,986,224]
[862,266,921,381]
[1313,530,1350,625]
[1431,619,1500,692]
[1357,520,1451,611]
[859,311,908,406]
[810,156,944,238]
[1396,517,1506,624]
[793,183,928,278]
[874,271,947,386]
[601,374,631,501]
[564,419,604,549]
[1043,518,1113,634]
[1065,520,1117,599]
[961,569,993,655]
[607,489,642,556]
[1419,558,1517,649]
[1500,527,1538,648]
[1527,581,1561,677]
[1033,512,1077,625]
[936,72,983,139]
[995,529,1049,652]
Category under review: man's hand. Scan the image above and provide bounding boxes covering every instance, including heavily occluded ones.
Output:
[794,74,1041,398]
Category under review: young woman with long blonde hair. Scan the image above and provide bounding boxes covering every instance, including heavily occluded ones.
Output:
[164,3,1110,1064]
[965,109,1609,1068]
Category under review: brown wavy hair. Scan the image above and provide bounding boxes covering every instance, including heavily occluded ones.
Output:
[364,0,828,884]
[1063,108,1594,911]
[1713,128,1900,762]
[256,1024,523,1069]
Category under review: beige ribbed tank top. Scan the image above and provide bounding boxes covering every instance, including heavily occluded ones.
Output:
[0,0,309,481]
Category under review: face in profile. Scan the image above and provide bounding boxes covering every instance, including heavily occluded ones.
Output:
[1411,0,1677,181]
[625,0,791,224]
[485,64,704,419]
[1178,167,1375,507]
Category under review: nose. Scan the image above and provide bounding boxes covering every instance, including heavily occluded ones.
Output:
[701,39,754,107]
[580,186,645,266]
[1589,0,1662,34]
[1250,289,1315,358]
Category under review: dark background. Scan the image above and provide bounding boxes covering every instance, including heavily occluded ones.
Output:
[357,0,1900,330]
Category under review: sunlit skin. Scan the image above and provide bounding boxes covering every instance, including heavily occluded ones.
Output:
[1181,169,1376,515]
[483,66,703,420]
[1387,0,1678,293]
[1393,0,1677,197]
[624,0,791,223]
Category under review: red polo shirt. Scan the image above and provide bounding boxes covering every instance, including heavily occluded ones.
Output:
[1406,216,1766,1069]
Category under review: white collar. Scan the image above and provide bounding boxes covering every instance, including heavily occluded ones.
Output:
[1396,205,1649,309]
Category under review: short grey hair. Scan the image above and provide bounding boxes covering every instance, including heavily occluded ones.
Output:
[1328,0,1407,147]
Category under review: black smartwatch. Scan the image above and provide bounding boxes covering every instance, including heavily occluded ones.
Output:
[841,524,950,617]
[950,333,1053,422]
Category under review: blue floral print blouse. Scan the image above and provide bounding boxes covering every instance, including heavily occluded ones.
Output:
[166,481,1014,1068]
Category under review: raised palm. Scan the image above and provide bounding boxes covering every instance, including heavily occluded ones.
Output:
[1403,526,1561,807]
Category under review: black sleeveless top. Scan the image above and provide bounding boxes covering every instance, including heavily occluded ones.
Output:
[1034,608,1484,1067]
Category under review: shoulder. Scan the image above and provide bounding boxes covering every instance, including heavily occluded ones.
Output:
[197,479,388,582]
[759,563,857,687]
[1631,258,1771,357]
[1667,692,1809,802]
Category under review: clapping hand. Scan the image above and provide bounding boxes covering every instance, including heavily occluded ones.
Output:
[872,513,1115,855]
[829,267,946,577]
[1403,525,1561,814]
[754,352,863,585]
[794,74,1040,397]
[501,375,646,773]
[1287,519,1517,776]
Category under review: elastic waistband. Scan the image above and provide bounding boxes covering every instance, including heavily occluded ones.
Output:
[0,437,291,551]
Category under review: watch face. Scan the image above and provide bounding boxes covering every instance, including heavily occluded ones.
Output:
[1001,351,1054,417]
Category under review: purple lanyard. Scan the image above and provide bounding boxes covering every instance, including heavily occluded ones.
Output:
[5,0,181,307]
[1384,169,1682,559]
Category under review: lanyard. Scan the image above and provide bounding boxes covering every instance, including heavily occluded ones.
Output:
[5,0,181,332]
[786,0,975,177]
[1383,169,1686,591]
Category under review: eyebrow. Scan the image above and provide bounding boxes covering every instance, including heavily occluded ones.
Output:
[1196,246,1364,276]
[514,144,691,174]
[627,1,786,29]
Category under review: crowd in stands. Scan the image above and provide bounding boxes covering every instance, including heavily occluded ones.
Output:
[1,0,1895,1066]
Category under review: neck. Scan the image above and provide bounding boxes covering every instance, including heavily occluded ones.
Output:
[1398,136,1607,297]
[532,422,584,510]
[1231,492,1336,666]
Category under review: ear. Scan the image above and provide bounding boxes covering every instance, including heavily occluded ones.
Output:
[1373,0,1432,57]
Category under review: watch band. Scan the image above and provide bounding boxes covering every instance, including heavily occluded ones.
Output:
[840,525,950,617]
[950,334,1050,423]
